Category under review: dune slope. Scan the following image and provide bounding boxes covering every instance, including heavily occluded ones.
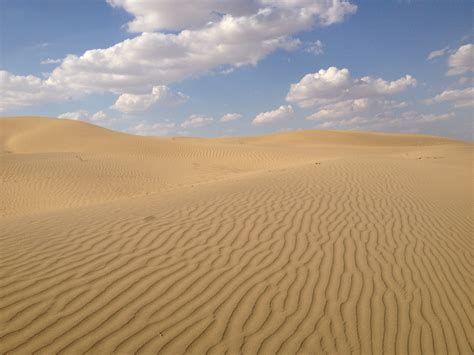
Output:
[1,117,473,354]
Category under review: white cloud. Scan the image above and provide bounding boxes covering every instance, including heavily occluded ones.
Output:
[90,110,110,121]
[286,67,417,108]
[317,116,369,129]
[286,66,420,131]
[425,87,474,108]
[307,98,407,121]
[45,9,309,95]
[405,112,455,123]
[447,44,473,76]
[106,0,256,32]
[220,113,243,122]
[130,120,176,136]
[106,0,357,32]
[252,105,294,125]
[381,111,454,127]
[58,110,89,121]
[111,86,189,112]
[181,114,214,128]
[304,40,324,56]
[1,1,356,111]
[58,110,118,126]
[427,46,449,60]
[0,71,70,111]
[45,1,355,94]
[315,111,455,130]
[40,58,62,65]
[307,98,369,120]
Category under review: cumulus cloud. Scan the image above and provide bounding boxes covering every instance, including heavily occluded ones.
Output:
[45,10,310,94]
[58,110,118,126]
[181,114,214,128]
[285,66,421,131]
[425,87,474,108]
[307,98,407,121]
[252,105,294,125]
[447,44,473,76]
[307,98,368,120]
[0,71,71,111]
[220,113,243,122]
[90,110,110,121]
[111,86,189,112]
[427,46,449,60]
[106,0,256,32]
[1,1,356,111]
[58,110,90,120]
[380,111,455,128]
[46,1,356,93]
[130,120,177,136]
[107,0,357,32]
[315,111,455,130]
[286,67,417,108]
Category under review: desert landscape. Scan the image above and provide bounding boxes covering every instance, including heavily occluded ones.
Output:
[0,116,472,354]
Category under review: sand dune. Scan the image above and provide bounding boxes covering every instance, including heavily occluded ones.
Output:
[1,117,472,354]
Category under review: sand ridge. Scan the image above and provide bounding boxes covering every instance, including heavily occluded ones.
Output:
[0,117,473,354]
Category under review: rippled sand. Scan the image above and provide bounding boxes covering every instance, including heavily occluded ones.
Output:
[1,117,472,354]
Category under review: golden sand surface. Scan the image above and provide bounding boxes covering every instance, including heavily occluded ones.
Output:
[1,117,472,354]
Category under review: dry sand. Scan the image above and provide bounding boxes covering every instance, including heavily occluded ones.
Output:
[1,116,472,354]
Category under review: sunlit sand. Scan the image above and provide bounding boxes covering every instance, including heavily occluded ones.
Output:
[1,117,472,354]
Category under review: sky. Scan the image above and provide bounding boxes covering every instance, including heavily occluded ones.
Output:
[0,0,472,140]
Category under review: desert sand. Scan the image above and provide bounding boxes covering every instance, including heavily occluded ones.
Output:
[0,116,472,354]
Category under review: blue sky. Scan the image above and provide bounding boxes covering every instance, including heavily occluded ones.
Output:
[1,0,472,140]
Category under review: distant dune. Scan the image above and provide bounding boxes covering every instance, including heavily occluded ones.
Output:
[1,117,472,354]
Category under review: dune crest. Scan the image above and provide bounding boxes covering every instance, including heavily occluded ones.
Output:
[1,117,472,354]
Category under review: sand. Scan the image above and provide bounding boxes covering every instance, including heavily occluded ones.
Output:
[0,116,472,354]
